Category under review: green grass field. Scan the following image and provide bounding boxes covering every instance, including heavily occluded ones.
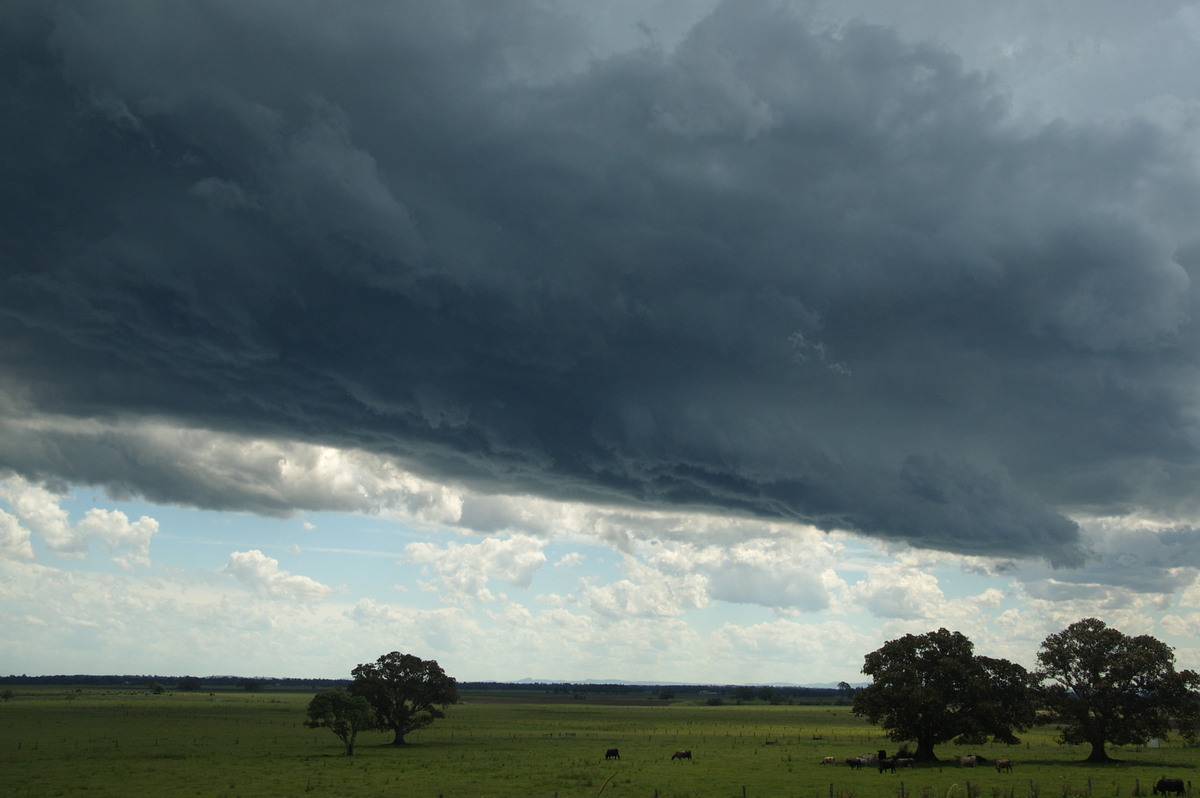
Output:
[0,687,1194,798]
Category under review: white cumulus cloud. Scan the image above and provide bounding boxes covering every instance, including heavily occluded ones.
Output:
[221,549,334,601]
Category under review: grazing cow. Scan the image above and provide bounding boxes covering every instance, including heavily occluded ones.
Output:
[820,757,836,765]
[859,752,879,764]
[959,755,978,768]
[605,748,620,760]
[995,759,1014,773]
[895,758,916,769]
[846,758,863,769]
[878,758,897,774]
[1154,779,1185,795]
[671,750,692,761]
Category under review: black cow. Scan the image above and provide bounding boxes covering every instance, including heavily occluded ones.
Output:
[878,758,897,773]
[1154,779,1186,795]
[605,748,620,760]
[671,750,692,760]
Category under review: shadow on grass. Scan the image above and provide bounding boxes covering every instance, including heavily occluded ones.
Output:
[970,757,1198,770]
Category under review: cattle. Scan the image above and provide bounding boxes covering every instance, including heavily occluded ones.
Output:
[671,750,692,761]
[895,758,916,769]
[820,757,836,765]
[878,758,897,773]
[846,758,864,769]
[960,755,978,768]
[859,752,879,764]
[605,748,620,760]
[1154,778,1186,795]
[995,759,1014,773]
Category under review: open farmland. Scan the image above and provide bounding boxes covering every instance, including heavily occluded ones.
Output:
[0,686,1195,798]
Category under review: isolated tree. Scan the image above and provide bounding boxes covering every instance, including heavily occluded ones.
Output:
[1036,618,1200,763]
[349,651,459,745]
[305,690,375,756]
[852,628,1035,762]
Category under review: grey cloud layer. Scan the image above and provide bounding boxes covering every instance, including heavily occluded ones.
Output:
[5,0,1200,565]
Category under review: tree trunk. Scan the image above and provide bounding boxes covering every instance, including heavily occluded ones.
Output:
[914,733,939,763]
[391,729,407,745]
[1084,738,1112,763]
[343,735,355,756]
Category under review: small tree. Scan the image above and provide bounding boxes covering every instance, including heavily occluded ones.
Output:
[349,651,459,745]
[852,628,1035,761]
[306,690,375,756]
[1036,618,1200,763]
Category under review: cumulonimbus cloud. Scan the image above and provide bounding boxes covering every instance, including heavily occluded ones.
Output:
[6,0,1200,567]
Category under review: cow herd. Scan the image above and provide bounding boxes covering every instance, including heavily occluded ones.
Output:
[602,746,1190,795]
[829,750,1017,774]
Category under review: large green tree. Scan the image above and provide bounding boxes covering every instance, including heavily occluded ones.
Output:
[305,690,375,756]
[1036,618,1200,763]
[852,628,1036,762]
[349,651,459,745]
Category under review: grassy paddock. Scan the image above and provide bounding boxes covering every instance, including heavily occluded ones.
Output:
[0,687,1195,797]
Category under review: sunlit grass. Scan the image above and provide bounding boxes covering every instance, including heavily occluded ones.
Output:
[0,687,1193,797]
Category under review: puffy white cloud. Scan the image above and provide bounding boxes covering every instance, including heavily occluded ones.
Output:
[846,562,945,620]
[0,476,158,565]
[404,534,548,604]
[582,558,708,620]
[77,508,157,569]
[647,533,845,613]
[0,476,80,556]
[0,509,33,561]
[221,549,334,601]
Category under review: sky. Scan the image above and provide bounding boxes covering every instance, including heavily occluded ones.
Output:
[5,0,1200,685]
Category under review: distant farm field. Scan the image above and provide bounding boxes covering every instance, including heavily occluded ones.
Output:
[0,687,1195,797]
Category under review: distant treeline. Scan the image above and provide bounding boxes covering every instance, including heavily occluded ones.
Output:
[0,674,851,702]
[0,674,349,691]
[465,681,847,698]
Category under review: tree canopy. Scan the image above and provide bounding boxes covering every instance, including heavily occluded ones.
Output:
[305,690,375,756]
[852,628,1035,761]
[1036,617,1200,762]
[349,651,459,745]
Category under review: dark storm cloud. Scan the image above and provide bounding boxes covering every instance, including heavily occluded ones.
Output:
[5,1,1200,565]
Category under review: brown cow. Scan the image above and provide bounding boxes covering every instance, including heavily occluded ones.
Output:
[995,759,1013,773]
[671,750,692,761]
[895,758,916,769]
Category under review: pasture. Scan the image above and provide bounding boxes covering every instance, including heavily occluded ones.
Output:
[0,686,1195,797]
